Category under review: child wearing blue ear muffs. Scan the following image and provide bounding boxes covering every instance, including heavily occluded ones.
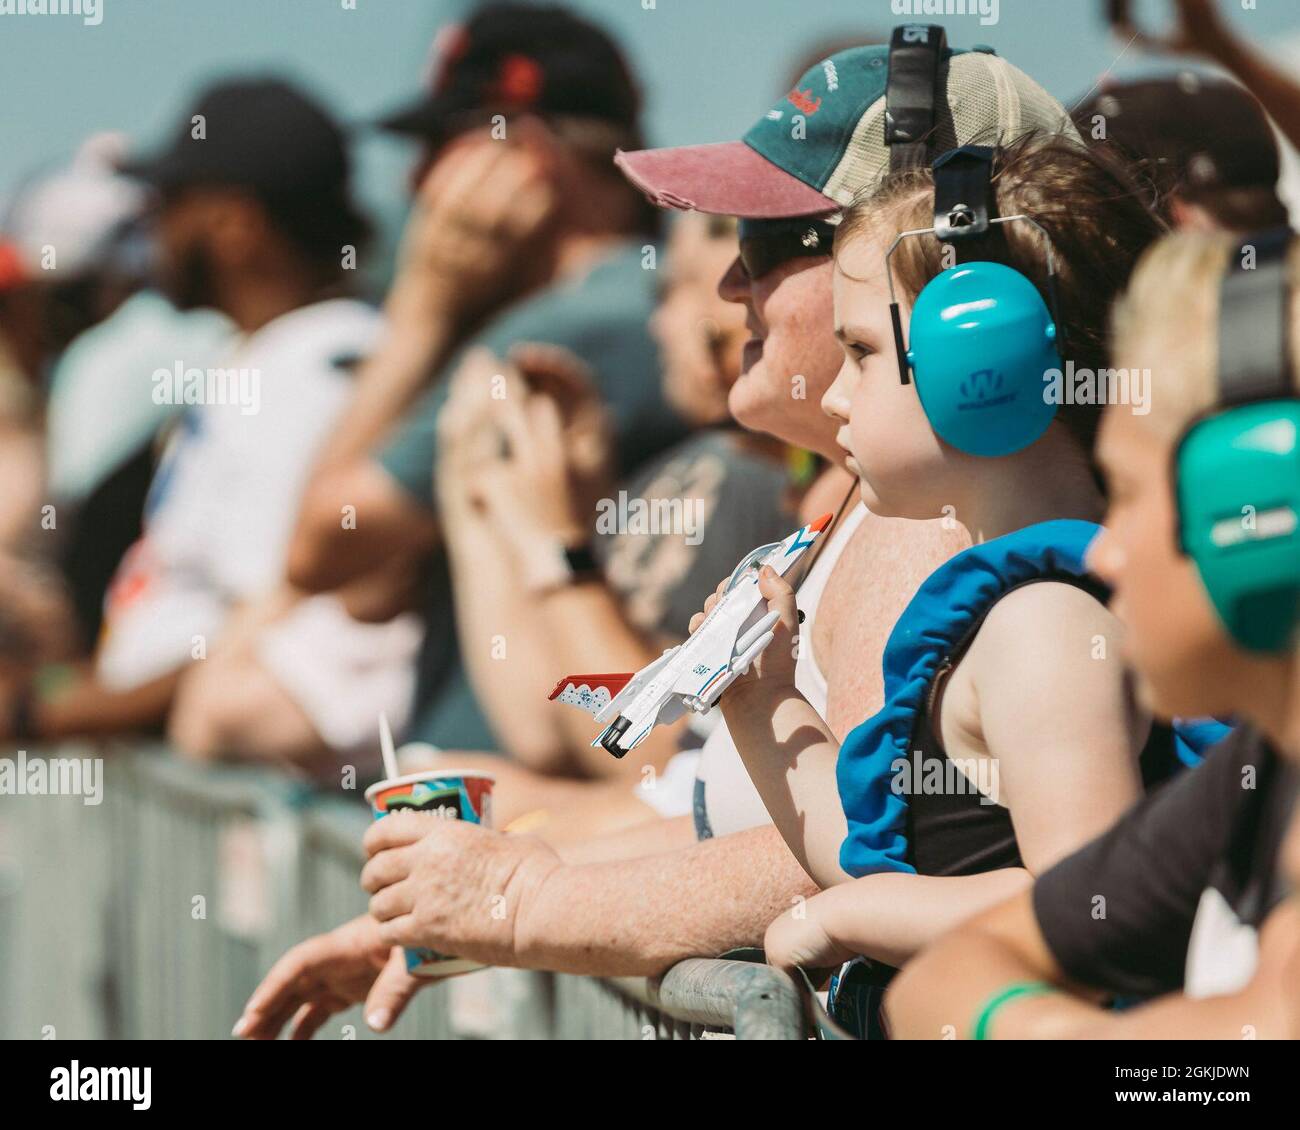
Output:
[887,228,1300,1040]
[682,134,1227,1038]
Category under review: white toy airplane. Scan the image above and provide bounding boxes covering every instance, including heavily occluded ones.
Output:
[548,513,833,757]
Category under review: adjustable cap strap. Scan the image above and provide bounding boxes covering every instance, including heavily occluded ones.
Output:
[885,24,947,172]
[932,145,1006,264]
[1219,228,1293,406]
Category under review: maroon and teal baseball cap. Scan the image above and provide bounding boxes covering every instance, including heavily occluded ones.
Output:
[615,31,1076,219]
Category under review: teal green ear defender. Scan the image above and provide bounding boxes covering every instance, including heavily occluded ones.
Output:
[1175,228,1300,654]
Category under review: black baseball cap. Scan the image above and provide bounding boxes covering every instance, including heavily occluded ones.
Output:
[378,3,641,141]
[121,77,351,196]
[1073,73,1281,200]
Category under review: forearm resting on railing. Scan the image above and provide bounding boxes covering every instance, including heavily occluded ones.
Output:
[28,668,180,741]
[770,868,1033,974]
[514,823,819,977]
[555,814,696,865]
[886,891,1300,1040]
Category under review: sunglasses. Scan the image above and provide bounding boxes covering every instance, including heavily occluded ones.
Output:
[737,217,836,280]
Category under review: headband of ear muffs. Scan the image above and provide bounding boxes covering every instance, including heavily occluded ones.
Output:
[885,145,1062,457]
[1175,227,1300,654]
[884,24,948,172]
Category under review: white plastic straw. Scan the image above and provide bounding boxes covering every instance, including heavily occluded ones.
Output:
[378,712,399,782]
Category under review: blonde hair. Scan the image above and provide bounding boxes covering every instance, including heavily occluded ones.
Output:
[1111,231,1300,442]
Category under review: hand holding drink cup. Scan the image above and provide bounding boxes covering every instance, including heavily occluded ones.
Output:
[233,720,504,1038]
[363,714,495,978]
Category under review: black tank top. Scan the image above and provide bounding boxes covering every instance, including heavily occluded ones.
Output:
[904,577,1183,878]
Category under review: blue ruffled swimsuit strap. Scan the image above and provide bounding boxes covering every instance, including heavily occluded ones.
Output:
[835,519,1230,879]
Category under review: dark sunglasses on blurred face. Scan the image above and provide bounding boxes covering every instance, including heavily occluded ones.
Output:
[737,216,836,280]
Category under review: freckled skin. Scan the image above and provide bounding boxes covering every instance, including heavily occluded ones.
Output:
[820,510,970,737]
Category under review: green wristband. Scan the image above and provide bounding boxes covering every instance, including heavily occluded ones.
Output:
[33,662,78,701]
[970,980,1055,1041]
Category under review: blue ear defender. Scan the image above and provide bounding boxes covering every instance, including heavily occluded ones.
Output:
[886,146,1062,458]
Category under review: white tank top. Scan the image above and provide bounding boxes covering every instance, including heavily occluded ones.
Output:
[694,504,868,839]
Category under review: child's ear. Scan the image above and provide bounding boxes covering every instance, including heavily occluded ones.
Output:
[1169,197,1219,233]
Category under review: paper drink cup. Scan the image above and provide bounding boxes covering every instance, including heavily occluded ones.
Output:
[363,769,495,978]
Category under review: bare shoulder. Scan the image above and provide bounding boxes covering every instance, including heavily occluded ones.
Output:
[978,579,1114,642]
[966,580,1122,692]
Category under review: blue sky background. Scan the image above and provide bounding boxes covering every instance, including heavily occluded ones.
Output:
[4,0,1300,262]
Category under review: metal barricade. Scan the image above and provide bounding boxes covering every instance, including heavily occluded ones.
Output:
[1,742,117,1040]
[296,798,456,1040]
[111,748,309,1039]
[2,743,814,1040]
[0,859,20,1039]
[553,960,809,1040]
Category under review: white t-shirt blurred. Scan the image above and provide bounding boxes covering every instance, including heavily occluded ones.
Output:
[97,297,381,689]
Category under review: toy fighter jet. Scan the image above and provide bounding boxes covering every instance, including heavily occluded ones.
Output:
[548,514,833,757]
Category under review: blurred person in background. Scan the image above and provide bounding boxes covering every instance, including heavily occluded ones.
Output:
[0,229,76,690]
[1111,0,1300,188]
[235,30,1076,1038]
[1073,74,1288,232]
[403,210,795,841]
[0,136,214,704]
[0,142,142,555]
[28,136,234,651]
[145,79,427,772]
[283,3,687,762]
[0,77,396,755]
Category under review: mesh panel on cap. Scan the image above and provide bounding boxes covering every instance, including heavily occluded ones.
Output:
[823,53,1079,208]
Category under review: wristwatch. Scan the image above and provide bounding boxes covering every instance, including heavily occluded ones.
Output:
[526,537,602,594]
[561,542,600,582]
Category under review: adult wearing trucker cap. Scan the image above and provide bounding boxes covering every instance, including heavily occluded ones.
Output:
[617,26,1072,216]
[618,26,1079,848]
[238,27,1081,1038]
